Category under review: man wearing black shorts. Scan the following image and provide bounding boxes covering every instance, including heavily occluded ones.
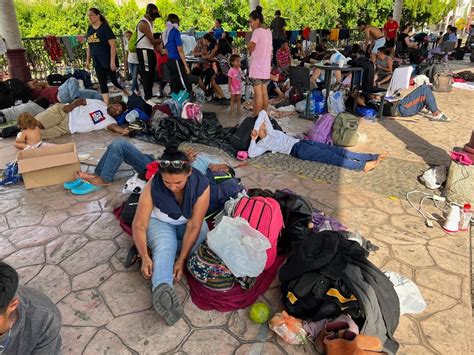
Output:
[383,15,399,56]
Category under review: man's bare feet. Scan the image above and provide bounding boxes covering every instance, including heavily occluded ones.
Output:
[77,172,109,186]
[379,151,389,160]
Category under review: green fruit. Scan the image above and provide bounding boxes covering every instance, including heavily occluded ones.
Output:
[249,302,271,324]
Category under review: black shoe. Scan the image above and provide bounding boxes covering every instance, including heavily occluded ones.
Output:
[152,283,183,326]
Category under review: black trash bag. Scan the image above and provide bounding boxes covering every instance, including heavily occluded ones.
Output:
[0,81,14,110]
[6,79,32,103]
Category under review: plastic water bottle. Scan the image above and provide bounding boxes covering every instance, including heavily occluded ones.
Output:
[309,95,315,115]
[125,110,139,123]
[459,203,472,231]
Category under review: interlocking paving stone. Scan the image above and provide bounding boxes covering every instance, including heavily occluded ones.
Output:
[60,240,118,276]
[60,326,97,355]
[60,213,101,234]
[83,329,132,355]
[86,212,123,240]
[4,225,59,248]
[182,329,240,354]
[107,310,190,353]
[26,265,71,303]
[99,272,152,316]
[45,234,89,265]
[5,204,46,228]
[72,263,114,291]
[58,289,114,327]
[3,246,45,268]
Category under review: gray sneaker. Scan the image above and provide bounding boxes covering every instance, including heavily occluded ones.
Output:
[152,283,183,326]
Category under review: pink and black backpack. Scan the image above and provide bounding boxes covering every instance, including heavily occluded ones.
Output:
[232,196,284,270]
[182,102,203,123]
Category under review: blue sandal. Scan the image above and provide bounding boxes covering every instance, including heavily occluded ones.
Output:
[70,181,101,195]
[63,178,84,190]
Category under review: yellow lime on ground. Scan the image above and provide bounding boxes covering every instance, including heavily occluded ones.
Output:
[249,302,271,324]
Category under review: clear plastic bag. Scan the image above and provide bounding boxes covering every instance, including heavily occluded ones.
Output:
[269,311,307,345]
[207,216,270,278]
[328,91,346,115]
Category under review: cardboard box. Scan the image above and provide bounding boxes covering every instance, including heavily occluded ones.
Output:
[17,143,80,189]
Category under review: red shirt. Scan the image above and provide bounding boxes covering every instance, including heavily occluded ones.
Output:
[31,87,59,104]
[384,21,399,39]
[276,47,291,68]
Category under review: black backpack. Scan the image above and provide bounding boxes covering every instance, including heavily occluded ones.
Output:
[120,194,140,226]
[47,73,66,86]
[228,116,284,152]
[5,78,32,103]
[0,81,14,110]
[274,190,313,254]
[228,116,257,151]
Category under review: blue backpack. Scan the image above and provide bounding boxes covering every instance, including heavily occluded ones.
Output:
[0,161,22,186]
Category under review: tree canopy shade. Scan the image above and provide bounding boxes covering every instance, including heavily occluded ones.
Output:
[14,0,457,37]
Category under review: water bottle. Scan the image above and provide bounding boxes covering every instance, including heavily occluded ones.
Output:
[309,95,315,115]
[125,110,139,123]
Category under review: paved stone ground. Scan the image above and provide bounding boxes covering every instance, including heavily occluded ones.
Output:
[0,69,473,354]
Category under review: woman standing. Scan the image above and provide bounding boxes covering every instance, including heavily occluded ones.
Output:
[86,8,127,104]
[247,8,273,116]
[132,147,210,325]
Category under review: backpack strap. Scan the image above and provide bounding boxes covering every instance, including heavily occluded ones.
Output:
[135,21,146,47]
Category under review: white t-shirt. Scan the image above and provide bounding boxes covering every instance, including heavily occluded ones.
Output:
[126,42,139,64]
[68,99,116,134]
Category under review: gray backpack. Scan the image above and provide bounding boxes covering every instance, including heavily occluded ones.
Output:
[331,112,360,147]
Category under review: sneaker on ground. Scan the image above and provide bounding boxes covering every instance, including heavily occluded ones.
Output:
[430,112,450,122]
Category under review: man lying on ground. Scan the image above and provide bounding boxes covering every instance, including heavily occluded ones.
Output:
[73,138,230,188]
[0,97,50,124]
[0,262,62,354]
[27,77,103,104]
[248,110,384,172]
[35,98,129,140]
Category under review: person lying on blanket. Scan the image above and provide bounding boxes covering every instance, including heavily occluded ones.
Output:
[65,138,231,194]
[248,111,385,172]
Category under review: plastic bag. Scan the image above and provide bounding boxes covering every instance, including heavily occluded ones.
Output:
[269,311,307,345]
[295,100,306,113]
[419,166,447,189]
[328,91,346,115]
[385,271,426,314]
[207,216,270,278]
[312,90,326,115]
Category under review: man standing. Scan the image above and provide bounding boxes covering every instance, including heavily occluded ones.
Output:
[358,20,386,63]
[136,3,161,106]
[0,262,62,354]
[383,15,399,56]
[270,10,287,65]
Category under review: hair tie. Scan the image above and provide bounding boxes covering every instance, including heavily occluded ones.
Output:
[145,162,159,180]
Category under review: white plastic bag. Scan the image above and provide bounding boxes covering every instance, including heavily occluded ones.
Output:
[295,100,306,113]
[385,271,426,314]
[207,216,270,277]
[419,166,447,189]
[328,91,346,115]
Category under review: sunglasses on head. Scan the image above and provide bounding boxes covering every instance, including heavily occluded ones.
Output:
[159,160,189,168]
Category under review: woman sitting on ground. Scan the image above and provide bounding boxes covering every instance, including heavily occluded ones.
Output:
[375,47,393,85]
[132,146,210,325]
[249,111,384,172]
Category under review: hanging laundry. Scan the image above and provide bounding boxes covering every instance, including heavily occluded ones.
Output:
[0,37,6,55]
[228,31,237,38]
[289,31,299,44]
[44,36,63,62]
[309,30,318,42]
[69,36,79,48]
[76,35,85,42]
[195,31,207,39]
[329,28,340,41]
[61,37,75,62]
[237,31,247,38]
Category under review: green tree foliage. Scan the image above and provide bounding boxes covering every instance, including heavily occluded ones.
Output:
[14,0,456,38]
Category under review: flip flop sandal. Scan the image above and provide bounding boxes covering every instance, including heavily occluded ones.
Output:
[70,181,102,195]
[63,178,85,190]
[152,283,183,326]
[124,246,140,267]
[128,123,143,130]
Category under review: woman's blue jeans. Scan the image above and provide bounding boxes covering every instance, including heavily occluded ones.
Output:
[147,218,208,290]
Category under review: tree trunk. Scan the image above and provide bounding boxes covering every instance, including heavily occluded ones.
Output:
[0,0,31,81]
[393,0,403,24]
[249,0,259,11]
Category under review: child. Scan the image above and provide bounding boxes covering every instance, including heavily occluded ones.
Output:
[14,113,43,150]
[227,54,242,114]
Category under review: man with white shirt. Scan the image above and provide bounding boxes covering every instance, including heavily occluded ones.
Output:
[35,98,128,140]
[248,111,383,172]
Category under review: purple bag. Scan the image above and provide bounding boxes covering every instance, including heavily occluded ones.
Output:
[306,113,335,145]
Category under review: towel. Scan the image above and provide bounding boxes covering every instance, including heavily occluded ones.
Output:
[163,21,179,46]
